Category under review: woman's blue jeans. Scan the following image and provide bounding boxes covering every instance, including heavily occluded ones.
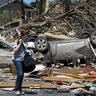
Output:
[13,60,24,92]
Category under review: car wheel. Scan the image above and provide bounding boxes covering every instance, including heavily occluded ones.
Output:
[90,32,96,47]
[79,32,90,39]
[35,35,48,52]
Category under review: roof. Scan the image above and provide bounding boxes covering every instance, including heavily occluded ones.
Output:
[0,0,30,8]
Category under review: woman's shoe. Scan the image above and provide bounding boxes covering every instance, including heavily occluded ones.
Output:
[14,90,21,95]
[21,91,24,95]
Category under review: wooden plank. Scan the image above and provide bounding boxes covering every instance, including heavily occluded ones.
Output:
[52,68,95,75]
[52,71,83,79]
[30,82,57,89]
[0,82,57,89]
[44,32,71,40]
[42,76,80,82]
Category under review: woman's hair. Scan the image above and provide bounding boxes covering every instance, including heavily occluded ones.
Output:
[21,29,29,36]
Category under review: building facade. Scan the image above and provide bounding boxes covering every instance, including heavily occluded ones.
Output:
[0,0,38,20]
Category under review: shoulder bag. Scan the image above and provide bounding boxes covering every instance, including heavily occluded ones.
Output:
[22,43,36,67]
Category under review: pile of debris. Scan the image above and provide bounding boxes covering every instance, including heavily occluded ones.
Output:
[0,65,96,95]
[0,0,96,95]
[0,0,96,43]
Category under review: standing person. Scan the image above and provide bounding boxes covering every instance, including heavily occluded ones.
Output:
[12,29,29,95]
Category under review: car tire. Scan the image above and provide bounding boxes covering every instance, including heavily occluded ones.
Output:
[79,32,90,39]
[35,35,48,52]
[90,32,96,47]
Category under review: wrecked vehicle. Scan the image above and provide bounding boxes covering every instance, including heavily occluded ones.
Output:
[1,28,96,67]
[44,39,95,67]
[30,32,96,67]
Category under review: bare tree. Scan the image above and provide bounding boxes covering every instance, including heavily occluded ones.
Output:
[39,0,49,14]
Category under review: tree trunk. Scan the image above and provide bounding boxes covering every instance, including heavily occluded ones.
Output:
[39,0,43,14]
[39,0,49,14]
[44,0,49,13]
